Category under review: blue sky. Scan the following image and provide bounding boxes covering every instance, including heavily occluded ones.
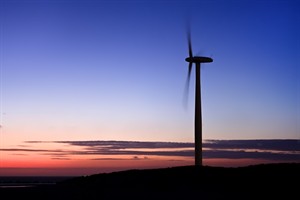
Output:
[0,0,299,146]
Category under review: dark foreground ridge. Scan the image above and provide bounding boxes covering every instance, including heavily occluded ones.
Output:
[1,163,299,200]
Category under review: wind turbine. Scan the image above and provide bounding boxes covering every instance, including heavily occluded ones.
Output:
[184,30,213,166]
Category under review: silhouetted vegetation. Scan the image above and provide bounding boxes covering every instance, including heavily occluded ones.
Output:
[1,163,299,200]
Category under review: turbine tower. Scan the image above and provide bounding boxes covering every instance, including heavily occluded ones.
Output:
[185,31,213,166]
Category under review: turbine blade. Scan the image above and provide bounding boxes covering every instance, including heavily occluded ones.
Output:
[183,62,193,109]
[188,31,193,58]
[188,62,192,83]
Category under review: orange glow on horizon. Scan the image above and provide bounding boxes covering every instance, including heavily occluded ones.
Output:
[1,139,298,176]
[1,156,289,176]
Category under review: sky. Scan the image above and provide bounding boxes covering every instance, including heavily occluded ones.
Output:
[0,0,299,176]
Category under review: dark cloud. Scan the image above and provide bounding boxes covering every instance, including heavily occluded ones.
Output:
[167,159,185,162]
[25,139,300,151]
[2,140,300,162]
[204,140,300,151]
[0,148,54,152]
[25,141,50,143]
[204,150,300,161]
[91,156,149,161]
[54,140,194,149]
[91,158,133,161]
[51,157,71,160]
[82,149,194,157]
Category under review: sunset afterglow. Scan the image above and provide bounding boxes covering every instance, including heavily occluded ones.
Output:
[0,0,299,176]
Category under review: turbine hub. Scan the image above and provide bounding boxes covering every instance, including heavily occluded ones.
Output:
[185,56,213,63]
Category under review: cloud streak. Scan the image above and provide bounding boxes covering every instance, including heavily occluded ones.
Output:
[1,140,299,162]
[205,140,300,151]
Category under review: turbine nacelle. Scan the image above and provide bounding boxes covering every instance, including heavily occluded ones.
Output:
[185,56,213,63]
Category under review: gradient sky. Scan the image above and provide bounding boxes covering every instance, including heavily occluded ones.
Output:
[0,0,299,176]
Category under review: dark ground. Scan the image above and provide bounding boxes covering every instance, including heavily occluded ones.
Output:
[1,163,299,200]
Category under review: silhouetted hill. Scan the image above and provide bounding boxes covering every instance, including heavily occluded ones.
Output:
[1,163,299,200]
